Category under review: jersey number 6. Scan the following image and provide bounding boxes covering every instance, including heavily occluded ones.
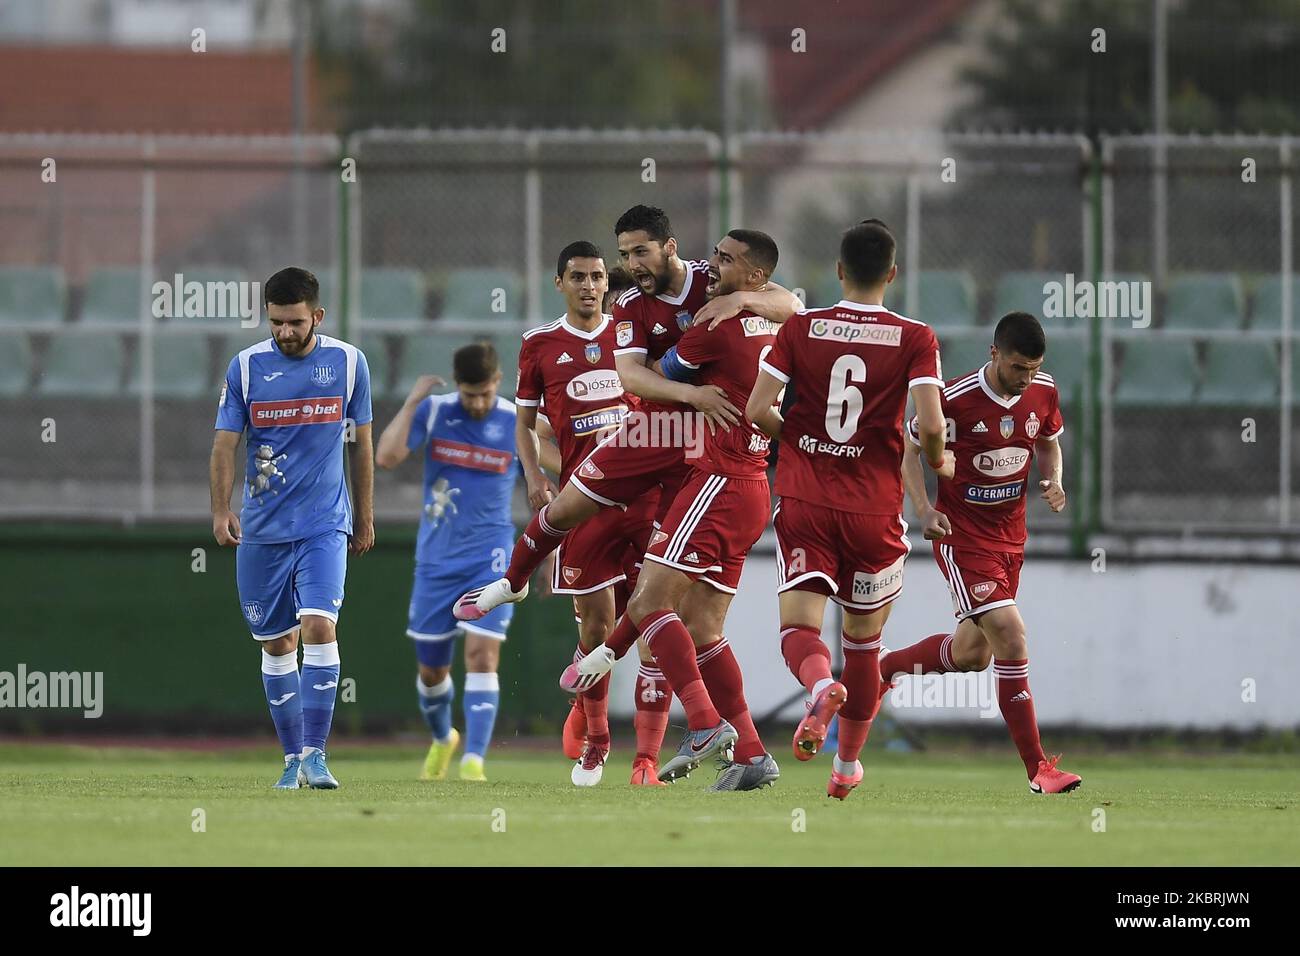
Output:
[825,354,867,442]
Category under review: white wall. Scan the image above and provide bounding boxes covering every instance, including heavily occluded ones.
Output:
[608,549,1300,730]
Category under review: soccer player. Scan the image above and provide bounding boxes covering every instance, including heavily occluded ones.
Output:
[375,343,556,782]
[887,311,1082,795]
[744,219,947,800]
[211,267,373,790]
[562,230,786,790]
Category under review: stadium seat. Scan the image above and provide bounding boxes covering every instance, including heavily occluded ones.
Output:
[915,270,977,327]
[536,279,568,322]
[804,266,842,311]
[0,266,65,324]
[308,267,336,314]
[1042,337,1088,407]
[940,332,992,381]
[490,331,522,399]
[392,332,456,396]
[0,330,32,395]
[441,269,522,320]
[1164,273,1243,330]
[1247,274,1297,329]
[126,332,214,399]
[82,268,145,324]
[216,328,271,369]
[1197,341,1278,405]
[358,334,391,399]
[1114,339,1198,406]
[991,271,1060,325]
[37,330,126,396]
[359,267,425,323]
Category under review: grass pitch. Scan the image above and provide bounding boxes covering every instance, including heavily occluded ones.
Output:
[1,742,1296,866]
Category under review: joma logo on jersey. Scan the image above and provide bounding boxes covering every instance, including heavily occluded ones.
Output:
[809,319,901,347]
[571,406,627,435]
[250,397,344,427]
[974,447,1030,478]
[965,481,1023,505]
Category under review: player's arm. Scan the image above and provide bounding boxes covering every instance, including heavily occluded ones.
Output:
[902,438,952,541]
[516,403,558,510]
[348,423,375,555]
[210,429,243,546]
[614,351,739,430]
[1035,433,1067,512]
[745,369,785,440]
[375,374,445,469]
[694,283,803,330]
[911,383,947,472]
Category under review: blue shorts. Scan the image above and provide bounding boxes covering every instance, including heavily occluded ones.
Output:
[407,568,512,669]
[236,530,348,640]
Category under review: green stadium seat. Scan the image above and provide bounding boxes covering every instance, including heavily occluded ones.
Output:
[307,267,336,315]
[991,271,1059,324]
[1164,272,1243,330]
[490,331,522,399]
[537,279,568,322]
[359,268,425,323]
[126,332,213,399]
[803,266,842,311]
[1114,339,1198,406]
[1042,338,1088,407]
[939,332,992,382]
[0,331,32,395]
[441,269,522,320]
[216,328,271,367]
[1197,341,1278,405]
[359,334,390,399]
[0,266,65,324]
[37,330,126,396]
[82,268,145,324]
[915,270,977,327]
[1248,274,1297,329]
[392,333,455,397]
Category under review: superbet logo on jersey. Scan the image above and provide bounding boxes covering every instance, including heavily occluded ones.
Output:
[250,397,344,428]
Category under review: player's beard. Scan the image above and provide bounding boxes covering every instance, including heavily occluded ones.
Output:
[278,326,315,356]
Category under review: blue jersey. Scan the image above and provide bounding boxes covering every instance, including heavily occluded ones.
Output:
[407,392,519,572]
[215,334,372,544]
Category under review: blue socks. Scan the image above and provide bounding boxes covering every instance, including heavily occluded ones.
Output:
[463,672,500,760]
[262,649,303,758]
[301,642,340,753]
[417,674,454,742]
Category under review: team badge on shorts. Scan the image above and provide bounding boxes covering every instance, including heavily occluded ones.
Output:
[312,365,338,387]
[999,415,1015,439]
[969,581,997,603]
[562,567,582,585]
[1025,411,1040,439]
[616,321,633,347]
[243,601,265,625]
[675,310,692,332]
[585,342,602,364]
[578,459,604,480]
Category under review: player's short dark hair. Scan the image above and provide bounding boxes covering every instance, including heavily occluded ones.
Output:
[454,341,499,385]
[726,229,779,278]
[615,204,673,244]
[993,312,1047,359]
[604,264,636,310]
[264,267,319,308]
[839,220,896,288]
[556,240,604,279]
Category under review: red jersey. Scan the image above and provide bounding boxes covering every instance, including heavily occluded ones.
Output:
[761,300,943,516]
[515,314,632,485]
[907,364,1063,552]
[672,312,778,478]
[611,259,711,415]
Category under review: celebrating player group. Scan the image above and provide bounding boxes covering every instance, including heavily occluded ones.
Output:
[212,204,1081,799]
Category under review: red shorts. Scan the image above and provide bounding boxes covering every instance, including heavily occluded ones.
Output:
[933,541,1022,620]
[645,469,770,593]
[773,497,910,612]
[570,421,693,525]
[553,486,659,596]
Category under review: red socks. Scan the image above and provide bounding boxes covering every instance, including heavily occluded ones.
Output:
[639,610,720,730]
[573,644,610,747]
[605,615,640,659]
[633,663,671,762]
[994,658,1045,778]
[879,632,954,680]
[504,505,568,592]
[696,638,764,763]
[837,631,882,762]
[780,625,831,694]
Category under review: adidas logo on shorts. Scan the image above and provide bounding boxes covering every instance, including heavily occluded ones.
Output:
[556,352,573,364]
[682,552,700,564]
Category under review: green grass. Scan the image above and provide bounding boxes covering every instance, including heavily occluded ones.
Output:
[1,743,1297,866]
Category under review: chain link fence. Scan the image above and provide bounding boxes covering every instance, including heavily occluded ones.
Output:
[1,128,1295,538]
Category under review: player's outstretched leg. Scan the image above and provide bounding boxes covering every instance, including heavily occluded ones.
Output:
[263,647,307,789]
[781,624,846,761]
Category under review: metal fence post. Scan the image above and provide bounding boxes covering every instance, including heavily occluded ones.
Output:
[138,135,156,518]
[524,133,541,322]
[1281,139,1292,527]
[904,169,920,318]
